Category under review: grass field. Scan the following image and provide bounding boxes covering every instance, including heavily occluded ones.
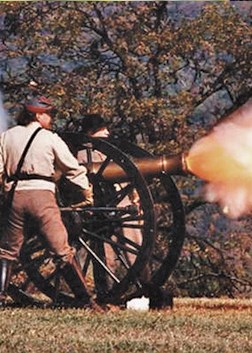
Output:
[0,298,252,353]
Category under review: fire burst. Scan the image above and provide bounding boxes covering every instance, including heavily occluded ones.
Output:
[186,98,252,219]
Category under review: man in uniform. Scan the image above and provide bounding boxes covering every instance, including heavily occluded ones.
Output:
[0,96,93,307]
[78,114,144,302]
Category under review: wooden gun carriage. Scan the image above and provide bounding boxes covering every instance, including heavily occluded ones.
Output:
[6,134,186,307]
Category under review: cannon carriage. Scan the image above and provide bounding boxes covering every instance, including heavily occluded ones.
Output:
[6,134,186,307]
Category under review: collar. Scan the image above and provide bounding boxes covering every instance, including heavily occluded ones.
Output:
[28,121,42,129]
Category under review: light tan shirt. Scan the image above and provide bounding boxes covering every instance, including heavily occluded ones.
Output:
[0,121,90,192]
[77,149,106,164]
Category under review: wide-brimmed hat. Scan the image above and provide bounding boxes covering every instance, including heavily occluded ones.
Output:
[81,114,107,134]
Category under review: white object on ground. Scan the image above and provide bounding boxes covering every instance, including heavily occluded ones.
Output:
[126,296,150,310]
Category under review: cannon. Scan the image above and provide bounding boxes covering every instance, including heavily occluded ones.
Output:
[6,99,252,307]
[7,134,186,307]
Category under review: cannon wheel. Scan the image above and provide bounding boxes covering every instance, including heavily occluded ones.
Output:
[111,138,186,296]
[12,137,156,306]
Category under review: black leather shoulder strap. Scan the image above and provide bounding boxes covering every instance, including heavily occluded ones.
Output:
[14,127,42,179]
[5,127,43,209]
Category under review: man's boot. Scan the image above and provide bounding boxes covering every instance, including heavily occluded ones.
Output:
[60,256,91,306]
[0,259,12,307]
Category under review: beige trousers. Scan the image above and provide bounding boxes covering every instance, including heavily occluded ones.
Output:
[0,190,75,262]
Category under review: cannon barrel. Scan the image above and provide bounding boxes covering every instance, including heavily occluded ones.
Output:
[86,153,188,182]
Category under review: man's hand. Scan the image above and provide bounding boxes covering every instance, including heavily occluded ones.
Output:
[70,185,94,208]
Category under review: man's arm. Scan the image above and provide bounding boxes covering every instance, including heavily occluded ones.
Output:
[52,133,93,207]
[52,133,90,189]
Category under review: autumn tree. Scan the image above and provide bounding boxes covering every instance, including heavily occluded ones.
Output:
[1,2,251,146]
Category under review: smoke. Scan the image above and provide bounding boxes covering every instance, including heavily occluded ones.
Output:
[187,98,252,219]
[0,92,9,133]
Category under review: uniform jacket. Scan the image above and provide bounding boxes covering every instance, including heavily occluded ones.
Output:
[0,121,90,192]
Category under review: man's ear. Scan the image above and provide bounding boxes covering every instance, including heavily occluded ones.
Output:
[34,112,52,129]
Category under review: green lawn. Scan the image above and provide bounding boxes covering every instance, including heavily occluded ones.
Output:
[0,298,252,353]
